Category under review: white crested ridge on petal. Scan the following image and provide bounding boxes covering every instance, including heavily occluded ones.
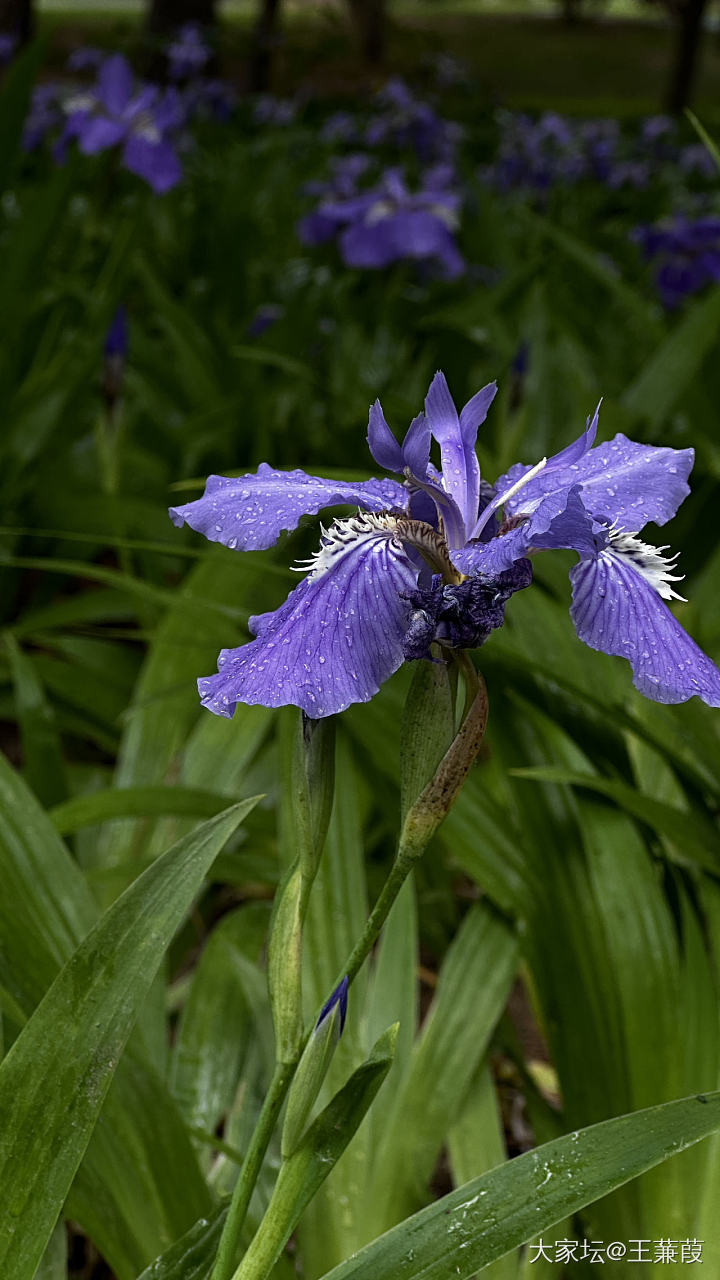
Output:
[293,512,404,578]
[604,527,686,602]
[198,513,418,718]
[569,552,720,707]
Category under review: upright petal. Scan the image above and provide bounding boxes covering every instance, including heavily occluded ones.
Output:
[367,401,403,472]
[425,371,477,535]
[197,513,419,718]
[458,382,497,453]
[123,136,182,193]
[402,412,432,480]
[169,464,408,552]
[97,54,133,116]
[570,552,720,706]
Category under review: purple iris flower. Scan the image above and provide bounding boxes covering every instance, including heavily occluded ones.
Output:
[0,31,17,65]
[299,167,464,279]
[170,373,720,718]
[166,23,211,80]
[247,303,284,338]
[632,215,720,309]
[64,54,182,193]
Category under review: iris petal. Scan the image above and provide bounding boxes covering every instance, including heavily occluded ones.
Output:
[566,433,694,529]
[197,516,419,718]
[425,371,475,533]
[97,54,133,116]
[570,551,720,706]
[169,464,407,552]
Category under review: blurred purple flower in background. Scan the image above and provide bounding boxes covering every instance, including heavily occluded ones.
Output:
[103,305,128,409]
[247,303,285,338]
[485,109,717,198]
[66,46,105,71]
[0,31,17,65]
[23,83,64,150]
[299,165,465,278]
[62,54,182,192]
[366,77,462,165]
[253,95,298,127]
[632,214,720,308]
[167,22,212,80]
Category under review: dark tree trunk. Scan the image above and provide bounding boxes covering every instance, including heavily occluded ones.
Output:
[666,0,709,113]
[147,0,217,35]
[0,0,34,43]
[560,0,582,24]
[347,0,386,65]
[249,0,282,92]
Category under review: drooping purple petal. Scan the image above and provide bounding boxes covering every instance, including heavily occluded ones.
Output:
[123,136,182,193]
[169,465,408,552]
[570,551,720,706]
[197,515,419,717]
[97,54,134,116]
[341,219,397,269]
[77,115,126,154]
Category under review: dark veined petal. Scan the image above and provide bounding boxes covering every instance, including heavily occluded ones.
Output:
[197,514,418,718]
[570,551,720,706]
[169,464,408,552]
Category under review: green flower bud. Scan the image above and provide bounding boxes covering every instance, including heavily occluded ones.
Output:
[281,976,349,1158]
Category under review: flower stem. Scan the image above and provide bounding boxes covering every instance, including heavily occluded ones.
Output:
[210,1060,296,1280]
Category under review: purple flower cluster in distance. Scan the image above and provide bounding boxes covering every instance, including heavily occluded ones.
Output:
[299,165,464,278]
[170,373,720,718]
[485,110,716,196]
[365,78,462,165]
[632,214,720,309]
[319,78,461,168]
